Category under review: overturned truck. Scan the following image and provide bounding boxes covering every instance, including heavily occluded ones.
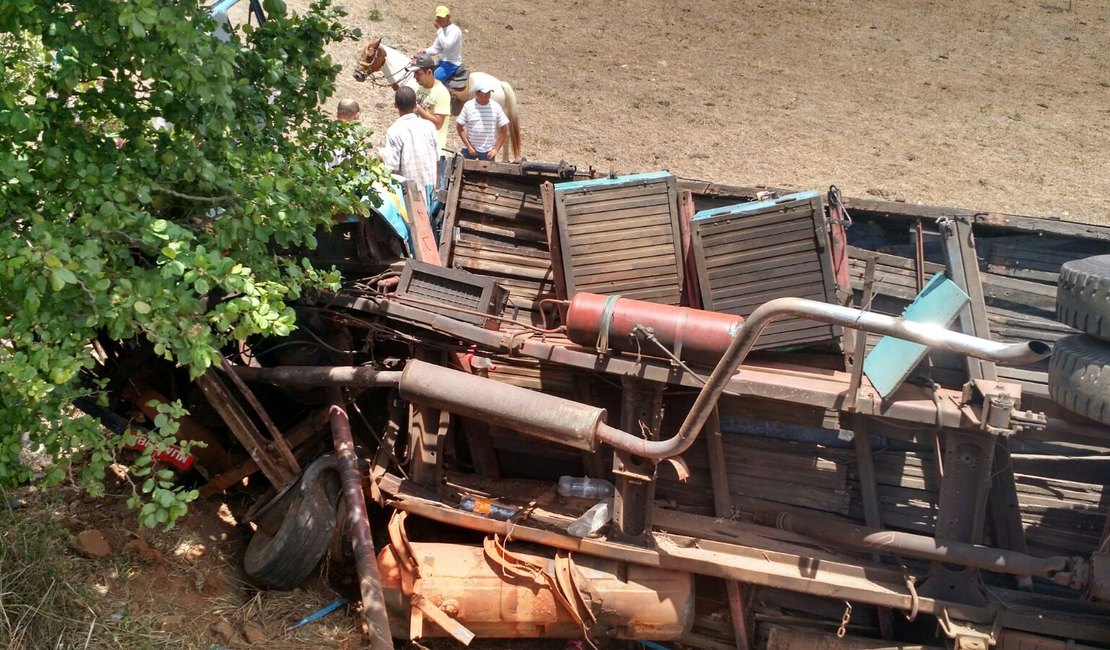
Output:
[94,159,1110,649]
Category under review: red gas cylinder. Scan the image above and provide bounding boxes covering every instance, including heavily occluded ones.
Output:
[565,292,744,367]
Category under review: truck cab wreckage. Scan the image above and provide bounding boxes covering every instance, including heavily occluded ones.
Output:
[92,159,1110,649]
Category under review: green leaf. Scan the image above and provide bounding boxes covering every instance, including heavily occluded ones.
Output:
[133,301,151,314]
[49,268,77,291]
[263,0,287,18]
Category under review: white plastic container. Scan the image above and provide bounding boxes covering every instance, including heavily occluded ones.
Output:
[557,476,615,500]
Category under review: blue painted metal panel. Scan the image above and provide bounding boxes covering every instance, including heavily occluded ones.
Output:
[209,0,241,14]
[553,170,672,193]
[692,190,821,221]
[863,273,970,398]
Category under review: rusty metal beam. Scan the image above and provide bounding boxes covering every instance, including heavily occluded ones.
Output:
[219,358,299,475]
[704,408,752,650]
[752,508,1082,587]
[231,365,402,388]
[196,370,296,489]
[850,415,894,639]
[328,389,393,649]
[610,376,662,544]
[200,406,331,497]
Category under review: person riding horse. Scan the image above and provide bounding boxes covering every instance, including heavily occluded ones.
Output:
[350,35,523,161]
[418,6,463,86]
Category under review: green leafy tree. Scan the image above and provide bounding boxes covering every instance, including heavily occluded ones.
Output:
[0,0,384,527]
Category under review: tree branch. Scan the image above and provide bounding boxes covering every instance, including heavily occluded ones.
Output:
[152,185,236,205]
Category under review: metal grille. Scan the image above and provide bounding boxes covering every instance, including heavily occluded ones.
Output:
[397,260,509,330]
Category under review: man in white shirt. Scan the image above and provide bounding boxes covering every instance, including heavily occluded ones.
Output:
[418,5,463,85]
[456,79,510,161]
[381,87,439,202]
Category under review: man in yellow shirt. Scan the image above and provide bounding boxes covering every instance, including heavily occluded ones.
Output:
[407,54,452,170]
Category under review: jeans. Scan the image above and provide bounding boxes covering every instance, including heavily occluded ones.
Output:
[460,147,493,161]
[434,60,461,84]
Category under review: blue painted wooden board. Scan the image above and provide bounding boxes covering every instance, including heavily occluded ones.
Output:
[692,189,821,221]
[553,170,671,193]
[863,273,970,398]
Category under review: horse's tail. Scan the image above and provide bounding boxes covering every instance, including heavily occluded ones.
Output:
[500,80,522,161]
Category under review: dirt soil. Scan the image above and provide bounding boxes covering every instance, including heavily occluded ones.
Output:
[324,0,1110,224]
[9,2,1109,649]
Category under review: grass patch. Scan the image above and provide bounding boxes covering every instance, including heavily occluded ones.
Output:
[0,488,190,650]
[0,488,94,649]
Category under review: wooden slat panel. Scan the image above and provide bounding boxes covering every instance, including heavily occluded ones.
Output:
[443,168,565,326]
[555,174,683,305]
[457,219,549,244]
[454,257,551,283]
[702,240,821,270]
[698,217,816,241]
[561,193,672,218]
[569,240,679,266]
[563,213,675,236]
[712,288,829,312]
[456,199,543,223]
[697,206,821,231]
[576,272,681,296]
[707,261,824,287]
[453,238,551,267]
[572,254,676,277]
[707,263,825,292]
[486,358,577,396]
[613,285,690,303]
[569,223,675,246]
[707,253,827,278]
[711,282,831,306]
[688,191,834,348]
[560,180,673,206]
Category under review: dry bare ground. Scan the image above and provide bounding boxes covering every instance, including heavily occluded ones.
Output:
[321,0,1110,224]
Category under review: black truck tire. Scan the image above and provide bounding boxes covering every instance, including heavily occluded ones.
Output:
[1056,254,1110,339]
[1048,334,1110,426]
[244,455,340,590]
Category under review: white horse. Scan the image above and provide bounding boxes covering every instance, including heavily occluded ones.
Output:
[352,38,522,161]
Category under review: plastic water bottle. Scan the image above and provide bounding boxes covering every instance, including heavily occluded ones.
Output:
[557,476,615,500]
[566,499,613,538]
[459,495,519,521]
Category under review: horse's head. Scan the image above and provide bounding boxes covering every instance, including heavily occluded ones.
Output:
[352,38,385,82]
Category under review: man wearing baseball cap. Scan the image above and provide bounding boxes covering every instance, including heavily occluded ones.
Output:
[417,5,463,85]
[406,54,451,156]
[455,78,510,161]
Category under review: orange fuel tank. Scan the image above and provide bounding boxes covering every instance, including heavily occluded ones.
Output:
[378,541,693,641]
[565,292,744,366]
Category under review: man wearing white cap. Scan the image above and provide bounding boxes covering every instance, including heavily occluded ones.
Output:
[455,79,510,161]
[418,5,463,85]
